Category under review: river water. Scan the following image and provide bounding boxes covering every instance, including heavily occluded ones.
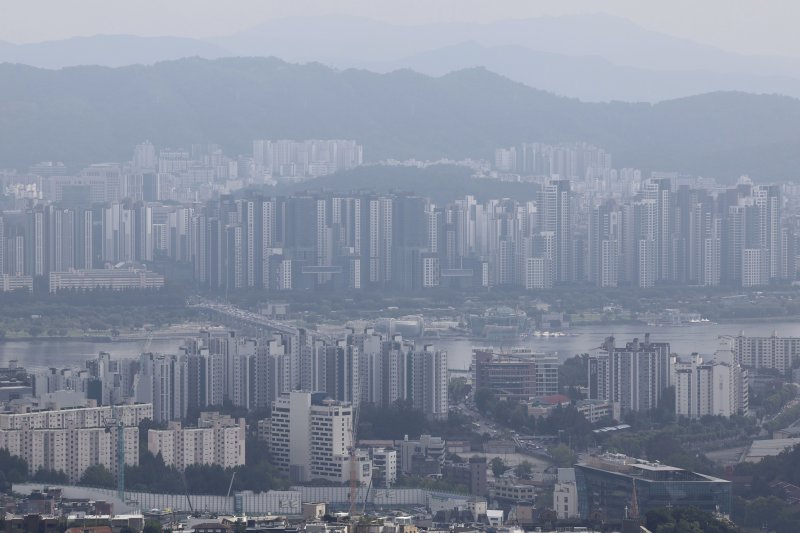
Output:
[1,321,798,372]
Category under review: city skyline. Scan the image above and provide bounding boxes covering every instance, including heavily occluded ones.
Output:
[2,137,796,294]
[2,3,800,530]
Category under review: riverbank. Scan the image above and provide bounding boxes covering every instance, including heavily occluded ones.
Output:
[0,335,112,343]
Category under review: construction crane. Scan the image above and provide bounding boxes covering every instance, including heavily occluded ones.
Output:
[348,401,361,516]
[105,405,125,502]
[181,471,195,517]
[361,475,373,515]
[227,470,237,516]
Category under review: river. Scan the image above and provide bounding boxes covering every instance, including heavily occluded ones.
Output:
[1,320,798,372]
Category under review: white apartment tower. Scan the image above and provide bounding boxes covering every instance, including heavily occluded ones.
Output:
[674,346,748,419]
[269,391,371,485]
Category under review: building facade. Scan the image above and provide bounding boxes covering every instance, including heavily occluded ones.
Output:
[147,412,246,470]
[575,454,731,521]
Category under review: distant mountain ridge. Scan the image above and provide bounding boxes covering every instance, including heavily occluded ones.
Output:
[213,13,800,77]
[4,14,800,103]
[0,57,799,181]
[367,41,800,102]
[0,35,230,69]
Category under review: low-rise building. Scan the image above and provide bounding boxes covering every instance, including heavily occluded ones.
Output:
[441,456,488,496]
[490,480,536,503]
[0,274,33,292]
[49,265,165,293]
[399,434,446,475]
[553,468,579,519]
[301,502,327,521]
[370,447,398,487]
[575,399,612,423]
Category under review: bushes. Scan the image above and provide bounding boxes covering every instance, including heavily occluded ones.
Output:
[645,507,742,533]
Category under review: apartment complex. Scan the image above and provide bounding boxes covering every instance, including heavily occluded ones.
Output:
[38,328,448,425]
[0,403,152,482]
[147,412,246,470]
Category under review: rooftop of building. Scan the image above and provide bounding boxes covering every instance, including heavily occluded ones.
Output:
[743,438,800,462]
[529,394,571,406]
[577,453,729,483]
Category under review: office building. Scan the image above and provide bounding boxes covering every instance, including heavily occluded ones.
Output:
[575,453,731,520]
[474,350,559,400]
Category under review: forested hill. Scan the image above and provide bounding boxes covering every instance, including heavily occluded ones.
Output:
[2,57,800,180]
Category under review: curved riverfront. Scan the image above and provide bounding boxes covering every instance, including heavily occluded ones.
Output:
[3,319,799,371]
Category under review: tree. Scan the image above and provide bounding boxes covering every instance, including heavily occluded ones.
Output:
[489,457,507,477]
[548,443,577,468]
[474,388,496,413]
[357,400,429,440]
[514,461,532,479]
[645,507,742,533]
[79,464,115,488]
[32,468,69,483]
[0,448,28,486]
[559,354,588,392]
[448,377,471,403]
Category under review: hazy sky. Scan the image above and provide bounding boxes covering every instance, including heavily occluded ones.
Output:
[2,0,799,58]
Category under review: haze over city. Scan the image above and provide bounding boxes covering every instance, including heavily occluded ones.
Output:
[1,2,800,532]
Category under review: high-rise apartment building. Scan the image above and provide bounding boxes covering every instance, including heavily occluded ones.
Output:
[588,334,671,418]
[147,412,246,471]
[134,353,189,423]
[732,333,800,372]
[674,347,748,419]
[409,345,448,421]
[269,391,371,484]
[539,180,572,283]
